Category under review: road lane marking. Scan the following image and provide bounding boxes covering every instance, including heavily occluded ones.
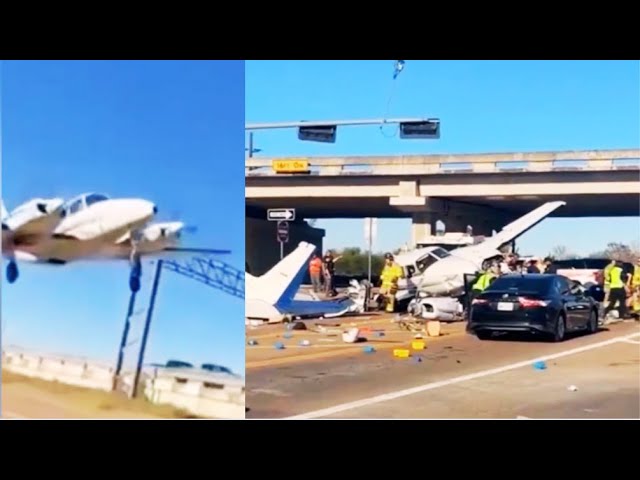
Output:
[286,331,640,420]
[618,339,640,345]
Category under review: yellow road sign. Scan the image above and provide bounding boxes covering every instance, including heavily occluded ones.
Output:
[272,158,310,174]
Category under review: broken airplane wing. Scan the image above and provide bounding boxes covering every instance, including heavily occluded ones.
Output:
[477,201,566,251]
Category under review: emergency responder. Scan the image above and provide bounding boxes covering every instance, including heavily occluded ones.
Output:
[626,284,640,319]
[470,263,499,302]
[309,252,323,293]
[379,252,403,313]
[603,259,616,304]
[603,259,629,319]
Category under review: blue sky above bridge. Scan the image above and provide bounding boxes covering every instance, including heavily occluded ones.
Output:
[246,60,640,257]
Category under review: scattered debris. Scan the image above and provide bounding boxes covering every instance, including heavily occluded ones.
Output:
[373,331,385,338]
[567,385,578,392]
[393,348,410,358]
[299,339,311,347]
[291,321,307,331]
[427,321,441,337]
[456,360,461,364]
[413,355,423,363]
[363,346,376,354]
[411,340,426,350]
[274,342,285,350]
[414,334,424,339]
[342,328,360,343]
[533,361,547,370]
[283,332,293,339]
[247,339,258,346]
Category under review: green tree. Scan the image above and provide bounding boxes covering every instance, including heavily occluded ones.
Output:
[332,247,385,276]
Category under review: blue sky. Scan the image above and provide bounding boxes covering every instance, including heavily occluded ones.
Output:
[246,60,640,257]
[1,60,246,376]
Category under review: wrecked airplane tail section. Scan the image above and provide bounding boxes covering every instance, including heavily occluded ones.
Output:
[245,242,317,323]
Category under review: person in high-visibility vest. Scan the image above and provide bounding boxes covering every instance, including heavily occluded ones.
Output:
[627,286,640,318]
[603,260,629,319]
[379,252,403,313]
[470,263,499,302]
[603,259,616,303]
[309,253,323,293]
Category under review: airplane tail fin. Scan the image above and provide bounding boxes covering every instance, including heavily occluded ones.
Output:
[246,242,317,307]
[483,201,566,250]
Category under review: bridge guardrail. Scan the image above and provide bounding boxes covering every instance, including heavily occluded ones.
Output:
[246,149,640,177]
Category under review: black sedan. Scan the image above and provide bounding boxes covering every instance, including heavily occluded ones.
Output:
[467,274,600,342]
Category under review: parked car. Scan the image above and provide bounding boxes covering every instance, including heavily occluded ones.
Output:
[551,258,633,286]
[467,273,600,342]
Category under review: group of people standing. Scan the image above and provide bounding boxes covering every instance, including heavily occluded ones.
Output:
[308,251,341,297]
[471,253,640,321]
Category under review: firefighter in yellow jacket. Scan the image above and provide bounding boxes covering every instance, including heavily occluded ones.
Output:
[380,253,404,313]
[603,259,616,303]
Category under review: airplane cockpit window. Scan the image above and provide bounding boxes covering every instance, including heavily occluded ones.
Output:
[85,193,109,206]
[431,247,451,259]
[416,254,438,273]
[68,198,84,215]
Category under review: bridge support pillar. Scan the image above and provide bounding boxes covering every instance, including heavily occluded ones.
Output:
[245,217,325,276]
[410,212,435,247]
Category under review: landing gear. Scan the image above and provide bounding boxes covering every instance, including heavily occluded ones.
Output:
[6,260,18,283]
[129,236,142,292]
[129,254,142,293]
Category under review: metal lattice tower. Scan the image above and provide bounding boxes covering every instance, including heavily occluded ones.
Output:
[163,256,244,299]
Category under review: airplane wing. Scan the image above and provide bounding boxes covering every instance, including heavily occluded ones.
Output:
[3,198,65,248]
[477,201,566,251]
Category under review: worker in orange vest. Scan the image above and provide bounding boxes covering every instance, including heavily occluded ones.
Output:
[309,253,323,293]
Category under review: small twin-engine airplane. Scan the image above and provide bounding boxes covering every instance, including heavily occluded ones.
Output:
[2,193,230,292]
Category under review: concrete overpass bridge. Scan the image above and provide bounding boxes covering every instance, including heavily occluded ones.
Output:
[245,149,640,273]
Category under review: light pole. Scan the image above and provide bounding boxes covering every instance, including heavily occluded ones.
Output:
[245,117,440,142]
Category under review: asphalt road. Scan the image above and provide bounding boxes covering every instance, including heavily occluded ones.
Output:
[246,321,640,419]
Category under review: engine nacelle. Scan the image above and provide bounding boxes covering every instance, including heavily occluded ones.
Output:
[139,222,184,244]
[4,198,64,231]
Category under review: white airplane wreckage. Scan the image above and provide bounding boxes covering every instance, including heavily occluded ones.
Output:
[2,193,230,292]
[245,241,370,325]
[392,201,567,321]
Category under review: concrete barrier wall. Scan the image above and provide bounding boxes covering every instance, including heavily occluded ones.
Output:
[2,351,115,391]
[144,369,245,419]
[2,350,246,419]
